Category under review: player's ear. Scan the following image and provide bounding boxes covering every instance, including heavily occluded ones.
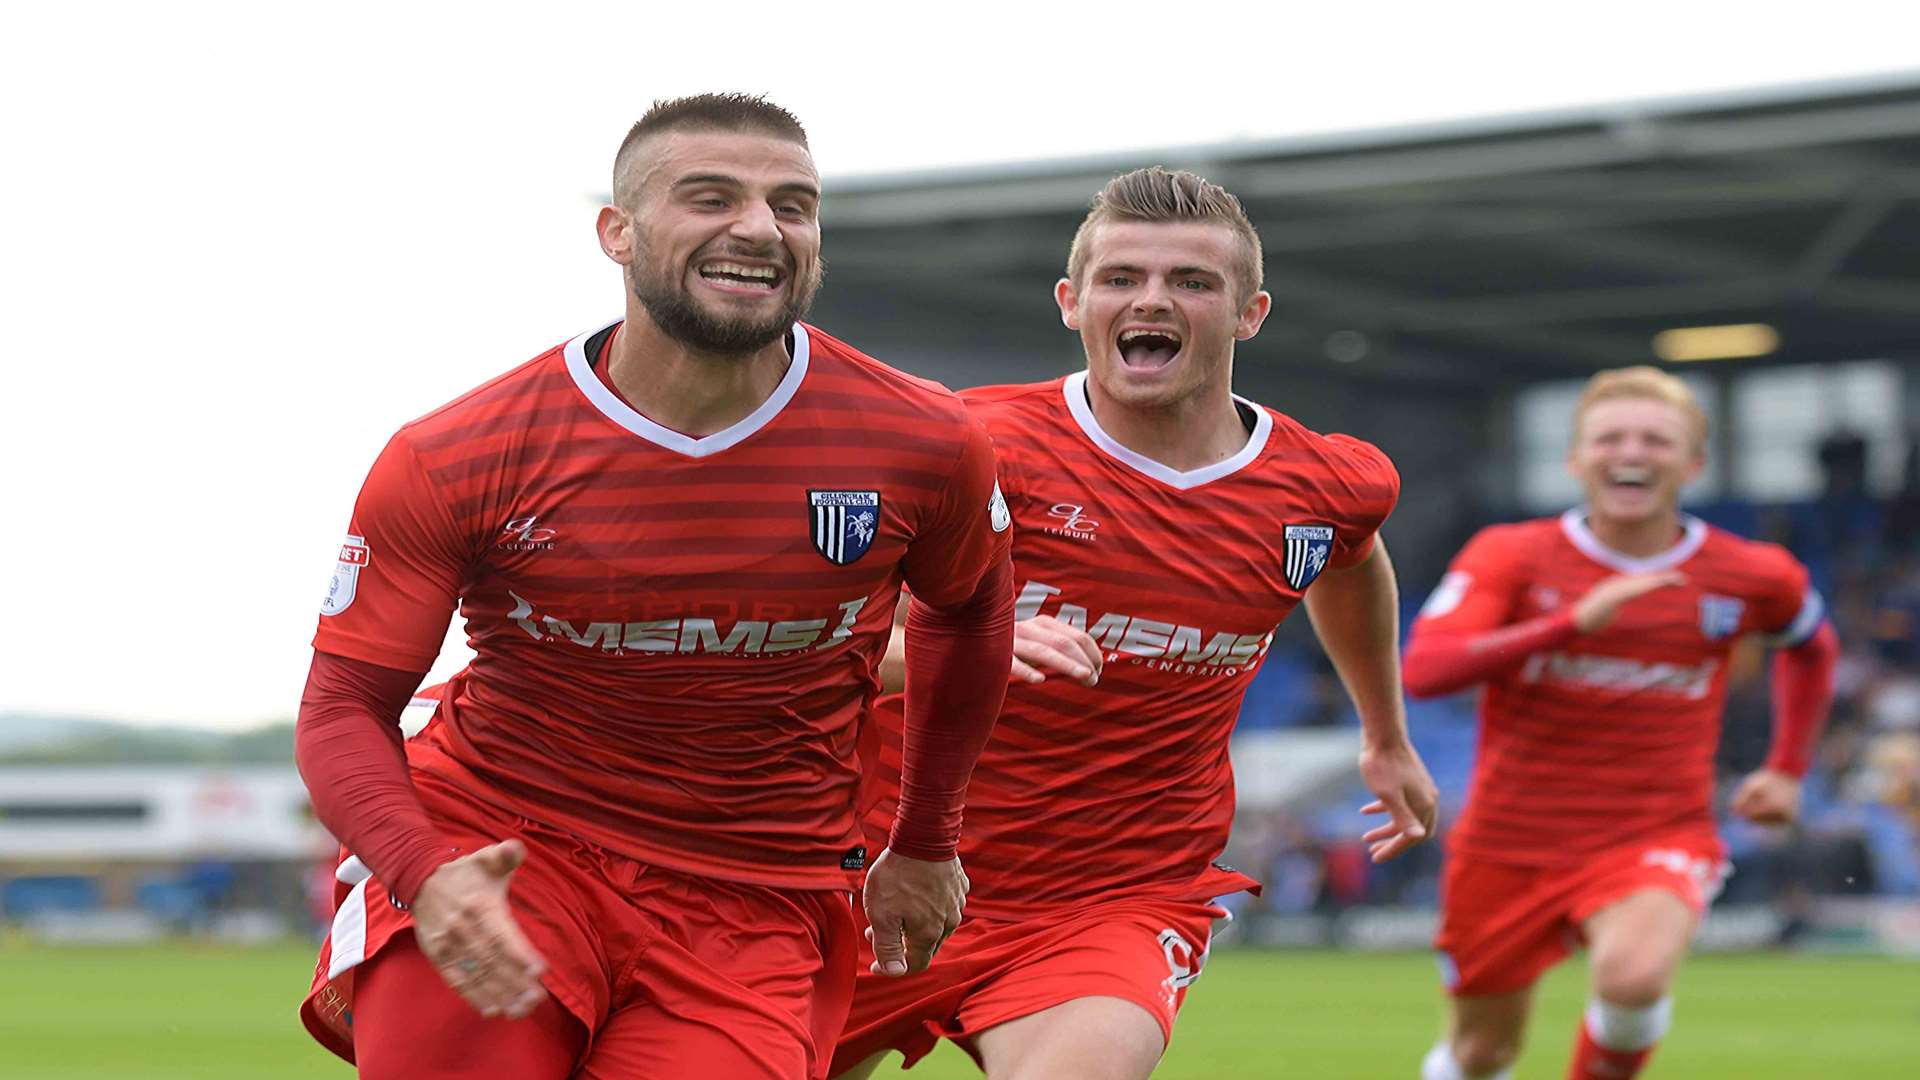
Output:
[1054,278,1080,330]
[596,204,634,266]
[1683,445,1707,485]
[1234,290,1273,341]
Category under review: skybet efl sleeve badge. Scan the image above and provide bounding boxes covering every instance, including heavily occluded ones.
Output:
[809,490,881,566]
[321,534,370,616]
[1283,524,1335,591]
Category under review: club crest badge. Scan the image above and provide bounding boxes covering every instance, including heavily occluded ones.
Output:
[1699,594,1746,641]
[989,481,1011,533]
[1283,524,1335,591]
[809,490,881,566]
[321,535,370,616]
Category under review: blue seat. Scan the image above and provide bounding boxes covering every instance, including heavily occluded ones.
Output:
[1237,647,1314,729]
[2,875,102,919]
[135,878,208,924]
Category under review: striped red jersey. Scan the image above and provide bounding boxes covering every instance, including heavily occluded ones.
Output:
[1413,510,1823,865]
[313,320,1008,892]
[862,372,1400,918]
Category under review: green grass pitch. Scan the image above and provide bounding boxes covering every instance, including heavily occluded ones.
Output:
[0,942,1911,1078]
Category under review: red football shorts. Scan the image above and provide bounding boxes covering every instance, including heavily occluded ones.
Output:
[300,770,858,1079]
[830,895,1224,1074]
[1433,834,1729,997]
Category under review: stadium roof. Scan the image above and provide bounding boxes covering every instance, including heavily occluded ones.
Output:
[811,71,1920,389]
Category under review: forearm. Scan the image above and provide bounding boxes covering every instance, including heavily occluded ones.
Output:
[295,650,453,904]
[891,557,1015,860]
[1402,610,1580,698]
[1303,541,1411,748]
[1765,621,1839,777]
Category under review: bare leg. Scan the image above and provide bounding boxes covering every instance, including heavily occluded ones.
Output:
[1565,888,1693,1078]
[1581,888,1694,1007]
[1427,987,1534,1079]
[973,996,1166,1080]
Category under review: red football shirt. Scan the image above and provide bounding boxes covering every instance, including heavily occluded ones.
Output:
[313,320,1008,891]
[862,372,1400,918]
[1412,510,1823,865]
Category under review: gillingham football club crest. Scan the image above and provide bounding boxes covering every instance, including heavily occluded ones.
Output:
[1283,524,1335,591]
[321,534,370,616]
[1699,594,1746,640]
[809,490,881,566]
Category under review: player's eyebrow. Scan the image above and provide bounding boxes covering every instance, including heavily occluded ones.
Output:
[1093,263,1225,279]
[672,174,821,202]
[772,180,822,203]
[672,173,746,191]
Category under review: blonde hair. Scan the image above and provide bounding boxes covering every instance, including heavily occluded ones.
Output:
[1066,167,1263,298]
[1575,366,1708,452]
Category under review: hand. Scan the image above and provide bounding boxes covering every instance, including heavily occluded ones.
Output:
[1010,615,1102,686]
[409,839,549,1019]
[862,847,967,977]
[1358,741,1440,863]
[1571,571,1687,634]
[1731,768,1803,826]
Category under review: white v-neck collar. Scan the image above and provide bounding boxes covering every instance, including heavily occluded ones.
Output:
[1061,370,1271,491]
[563,319,810,458]
[1559,507,1708,573]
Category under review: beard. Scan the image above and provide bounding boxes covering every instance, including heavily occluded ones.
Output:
[628,244,823,356]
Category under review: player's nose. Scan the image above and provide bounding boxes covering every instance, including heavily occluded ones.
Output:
[1131,278,1173,313]
[727,201,782,247]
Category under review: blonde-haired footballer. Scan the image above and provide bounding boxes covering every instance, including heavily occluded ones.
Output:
[1403,366,1838,1080]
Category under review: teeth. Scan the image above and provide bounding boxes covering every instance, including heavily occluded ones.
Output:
[703,262,777,280]
[1119,329,1181,344]
[1609,467,1651,484]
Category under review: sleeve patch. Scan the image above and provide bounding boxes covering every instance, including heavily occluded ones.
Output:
[1420,571,1472,618]
[989,481,1011,533]
[321,535,371,616]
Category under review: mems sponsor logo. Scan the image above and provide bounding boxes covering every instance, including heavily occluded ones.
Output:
[1014,581,1272,676]
[507,592,868,656]
[1518,651,1719,699]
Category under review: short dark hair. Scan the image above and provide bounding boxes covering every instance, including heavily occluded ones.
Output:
[612,93,809,207]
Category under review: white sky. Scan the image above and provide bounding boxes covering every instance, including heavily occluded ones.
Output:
[3,1,1915,729]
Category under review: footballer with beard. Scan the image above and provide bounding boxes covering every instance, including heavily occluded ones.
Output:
[295,94,1014,1080]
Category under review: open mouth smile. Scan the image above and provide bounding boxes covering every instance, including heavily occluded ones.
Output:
[1117,327,1183,370]
[696,260,786,294]
[1601,465,1661,497]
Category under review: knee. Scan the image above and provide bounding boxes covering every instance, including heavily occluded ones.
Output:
[1451,1031,1522,1077]
[1590,949,1674,1007]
